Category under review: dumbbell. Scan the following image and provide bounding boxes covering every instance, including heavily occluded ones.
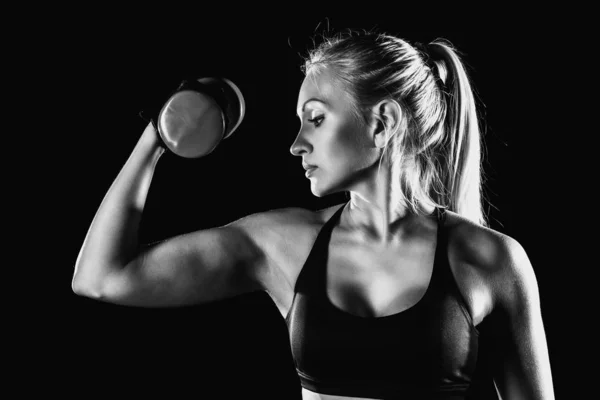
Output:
[146,77,245,158]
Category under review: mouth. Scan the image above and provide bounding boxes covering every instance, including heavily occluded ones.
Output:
[305,166,317,177]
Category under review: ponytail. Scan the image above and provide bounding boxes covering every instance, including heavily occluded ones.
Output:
[427,40,487,227]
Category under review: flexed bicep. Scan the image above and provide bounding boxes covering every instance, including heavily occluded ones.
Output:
[79,226,267,308]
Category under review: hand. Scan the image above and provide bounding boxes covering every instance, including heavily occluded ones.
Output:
[139,120,166,155]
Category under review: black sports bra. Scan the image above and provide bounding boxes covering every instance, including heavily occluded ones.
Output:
[285,202,480,399]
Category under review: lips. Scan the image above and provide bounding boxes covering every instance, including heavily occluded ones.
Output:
[303,163,317,170]
[305,166,317,178]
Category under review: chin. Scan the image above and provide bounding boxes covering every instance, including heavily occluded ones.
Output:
[310,180,341,198]
[310,186,326,198]
[309,180,327,198]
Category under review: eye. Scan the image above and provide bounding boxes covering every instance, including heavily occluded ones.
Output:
[307,115,324,127]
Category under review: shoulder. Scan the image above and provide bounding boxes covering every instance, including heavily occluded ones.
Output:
[224,202,344,238]
[221,203,346,304]
[443,210,539,314]
[443,213,554,398]
[223,202,344,265]
[224,205,322,240]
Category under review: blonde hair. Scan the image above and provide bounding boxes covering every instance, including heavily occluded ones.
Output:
[303,31,488,227]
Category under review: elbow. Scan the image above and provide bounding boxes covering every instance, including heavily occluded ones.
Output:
[71,278,89,297]
[71,272,105,299]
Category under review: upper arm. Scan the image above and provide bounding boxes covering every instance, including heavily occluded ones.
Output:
[488,237,555,400]
[85,225,267,308]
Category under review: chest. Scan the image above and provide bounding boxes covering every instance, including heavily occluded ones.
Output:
[265,221,489,329]
[286,234,481,392]
[324,238,436,319]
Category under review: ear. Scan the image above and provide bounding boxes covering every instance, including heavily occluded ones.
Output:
[370,99,403,149]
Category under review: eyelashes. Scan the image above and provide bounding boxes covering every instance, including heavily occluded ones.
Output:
[307,115,324,128]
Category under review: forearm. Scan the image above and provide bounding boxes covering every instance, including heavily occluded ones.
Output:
[72,123,165,293]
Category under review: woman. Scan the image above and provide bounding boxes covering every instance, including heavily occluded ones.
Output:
[72,31,554,399]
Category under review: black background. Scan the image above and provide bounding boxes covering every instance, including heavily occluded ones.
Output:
[31,17,579,399]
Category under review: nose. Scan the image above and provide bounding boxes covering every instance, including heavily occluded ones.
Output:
[289,128,312,157]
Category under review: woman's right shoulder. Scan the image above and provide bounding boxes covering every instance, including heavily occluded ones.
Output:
[225,206,317,235]
[224,203,343,241]
[221,203,344,313]
[222,203,345,282]
[223,205,331,255]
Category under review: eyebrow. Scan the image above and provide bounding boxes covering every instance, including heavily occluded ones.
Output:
[296,98,329,117]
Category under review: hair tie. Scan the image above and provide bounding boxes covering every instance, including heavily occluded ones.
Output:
[414,42,434,70]
[415,42,447,90]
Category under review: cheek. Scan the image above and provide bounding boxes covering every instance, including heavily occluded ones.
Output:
[329,121,368,164]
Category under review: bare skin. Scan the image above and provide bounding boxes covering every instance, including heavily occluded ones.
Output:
[72,66,554,399]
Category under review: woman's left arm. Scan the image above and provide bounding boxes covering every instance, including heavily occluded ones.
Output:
[489,237,555,400]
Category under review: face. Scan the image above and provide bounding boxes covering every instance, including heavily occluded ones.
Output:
[290,68,379,197]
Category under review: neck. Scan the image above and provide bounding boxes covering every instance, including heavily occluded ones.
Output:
[342,164,435,246]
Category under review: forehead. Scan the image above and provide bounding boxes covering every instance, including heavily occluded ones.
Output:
[296,68,347,114]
